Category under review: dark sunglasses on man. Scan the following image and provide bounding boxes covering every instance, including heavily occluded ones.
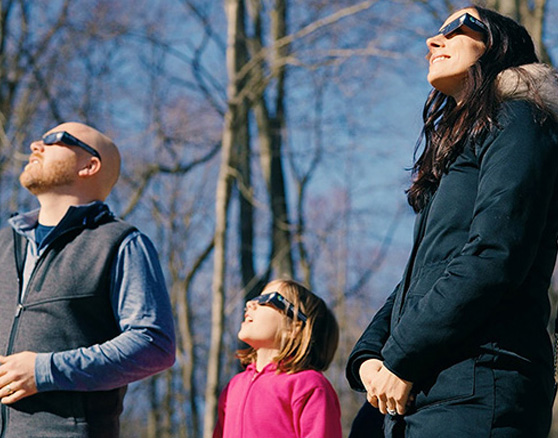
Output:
[247,292,308,323]
[42,131,102,161]
[438,12,488,37]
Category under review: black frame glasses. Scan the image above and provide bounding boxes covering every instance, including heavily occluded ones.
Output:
[438,13,488,37]
[247,292,308,323]
[42,131,102,161]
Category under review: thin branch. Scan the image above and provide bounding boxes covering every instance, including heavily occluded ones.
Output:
[342,202,407,301]
[235,0,378,85]
[120,141,220,219]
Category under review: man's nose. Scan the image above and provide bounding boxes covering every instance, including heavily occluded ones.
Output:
[30,140,45,153]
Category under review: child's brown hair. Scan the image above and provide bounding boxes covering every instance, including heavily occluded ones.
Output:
[237,279,339,373]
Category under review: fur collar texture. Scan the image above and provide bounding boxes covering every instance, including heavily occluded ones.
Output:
[496,63,558,120]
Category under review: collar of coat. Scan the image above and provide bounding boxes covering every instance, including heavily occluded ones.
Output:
[496,62,558,121]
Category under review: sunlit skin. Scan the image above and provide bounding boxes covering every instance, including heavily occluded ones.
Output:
[238,287,288,372]
[0,352,38,405]
[426,8,487,102]
[19,122,120,226]
[0,122,120,405]
[359,358,413,416]
[19,138,81,196]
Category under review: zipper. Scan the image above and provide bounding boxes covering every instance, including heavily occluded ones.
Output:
[4,218,108,357]
[6,304,24,350]
[14,304,24,318]
[2,281,25,355]
[3,255,48,356]
[0,405,6,438]
[0,302,26,436]
[14,223,84,306]
[1,230,27,438]
[1,224,85,438]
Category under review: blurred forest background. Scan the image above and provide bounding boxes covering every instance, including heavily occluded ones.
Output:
[1,0,557,436]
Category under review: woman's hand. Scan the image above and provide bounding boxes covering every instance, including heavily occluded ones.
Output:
[359,359,413,416]
[359,359,383,408]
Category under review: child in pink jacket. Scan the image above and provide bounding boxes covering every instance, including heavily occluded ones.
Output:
[214,279,342,438]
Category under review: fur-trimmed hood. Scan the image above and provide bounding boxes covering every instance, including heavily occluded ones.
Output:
[496,62,558,120]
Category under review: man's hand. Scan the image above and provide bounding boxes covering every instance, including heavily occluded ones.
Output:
[359,359,413,416]
[0,352,38,404]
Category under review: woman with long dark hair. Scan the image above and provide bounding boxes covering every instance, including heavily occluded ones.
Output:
[347,6,558,437]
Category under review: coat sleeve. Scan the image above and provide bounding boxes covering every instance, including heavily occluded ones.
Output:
[381,101,558,382]
[345,284,399,391]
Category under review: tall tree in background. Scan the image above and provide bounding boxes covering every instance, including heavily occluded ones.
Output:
[250,0,294,277]
[483,0,550,62]
[203,0,249,435]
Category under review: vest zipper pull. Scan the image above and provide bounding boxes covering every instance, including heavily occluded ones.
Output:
[15,303,24,317]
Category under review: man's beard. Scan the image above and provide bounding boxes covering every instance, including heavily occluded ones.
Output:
[19,159,76,195]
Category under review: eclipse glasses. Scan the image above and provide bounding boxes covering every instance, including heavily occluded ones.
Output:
[438,13,488,37]
[247,292,308,323]
[42,131,101,161]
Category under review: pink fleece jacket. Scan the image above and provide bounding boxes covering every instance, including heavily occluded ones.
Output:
[214,362,342,438]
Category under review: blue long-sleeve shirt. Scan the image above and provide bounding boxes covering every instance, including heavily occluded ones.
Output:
[9,202,176,392]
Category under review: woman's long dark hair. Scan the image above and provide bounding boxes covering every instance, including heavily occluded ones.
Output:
[407,6,539,212]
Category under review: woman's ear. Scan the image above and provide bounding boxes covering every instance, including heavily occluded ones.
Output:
[78,157,102,178]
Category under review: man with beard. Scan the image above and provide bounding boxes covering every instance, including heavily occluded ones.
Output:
[0,122,175,437]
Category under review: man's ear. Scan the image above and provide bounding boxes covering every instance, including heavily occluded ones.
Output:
[77,157,101,177]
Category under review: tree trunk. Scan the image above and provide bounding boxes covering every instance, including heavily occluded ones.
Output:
[235,5,259,297]
[147,376,159,438]
[202,0,246,436]
[484,0,550,62]
[251,0,294,278]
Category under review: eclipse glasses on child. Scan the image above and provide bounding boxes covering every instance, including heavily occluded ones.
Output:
[248,292,308,323]
[438,12,488,37]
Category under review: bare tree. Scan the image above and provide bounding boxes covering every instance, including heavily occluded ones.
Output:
[249,0,294,277]
[203,0,249,435]
[482,0,550,62]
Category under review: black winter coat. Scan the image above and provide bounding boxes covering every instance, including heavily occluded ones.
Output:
[347,94,558,437]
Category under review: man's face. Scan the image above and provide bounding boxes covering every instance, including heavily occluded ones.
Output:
[19,137,79,195]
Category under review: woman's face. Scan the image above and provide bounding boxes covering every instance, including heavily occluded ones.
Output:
[426,8,487,101]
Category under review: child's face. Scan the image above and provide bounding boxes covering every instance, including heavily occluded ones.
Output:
[238,288,287,351]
